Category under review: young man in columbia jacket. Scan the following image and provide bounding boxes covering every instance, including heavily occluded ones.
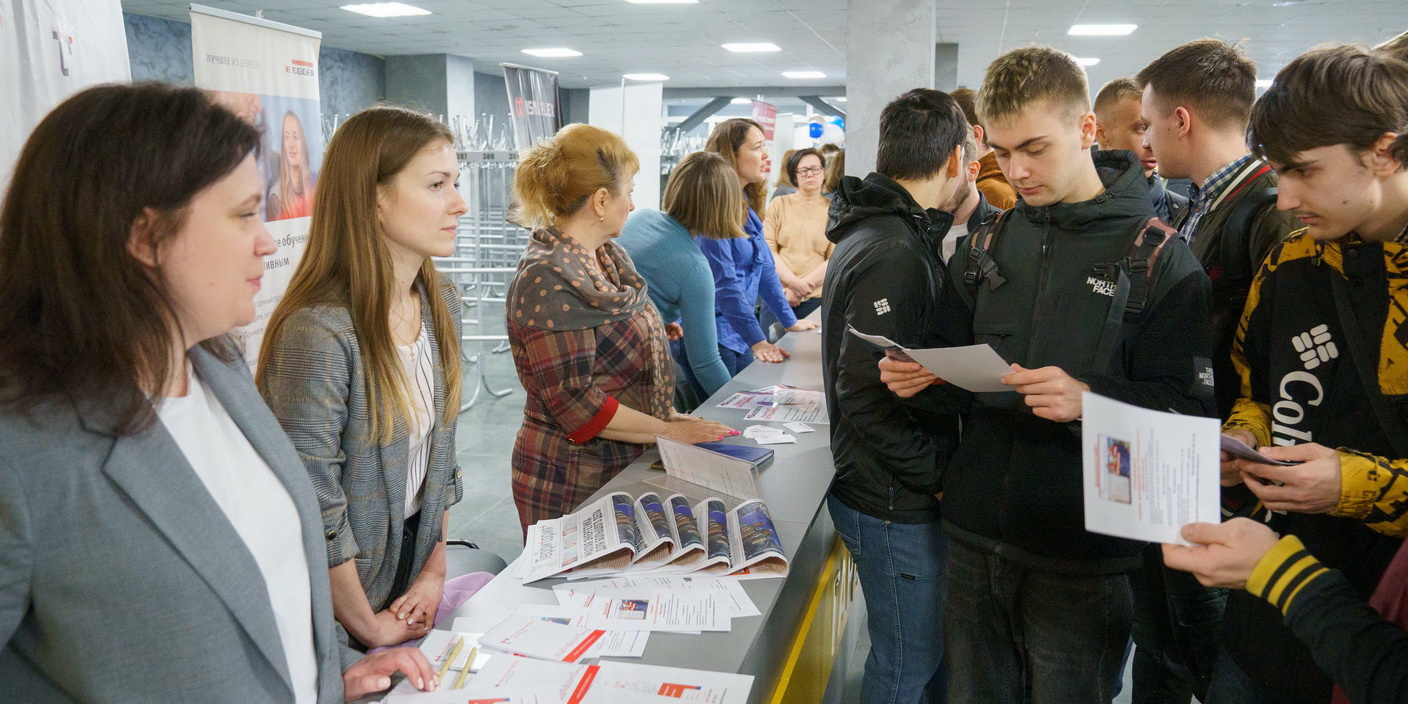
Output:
[1160,45,1408,704]
[820,87,969,704]
[881,47,1215,703]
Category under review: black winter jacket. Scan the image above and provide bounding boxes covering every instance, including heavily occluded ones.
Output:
[820,173,961,523]
[932,150,1217,573]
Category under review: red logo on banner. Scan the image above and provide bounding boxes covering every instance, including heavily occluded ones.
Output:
[285,58,315,76]
[751,101,778,141]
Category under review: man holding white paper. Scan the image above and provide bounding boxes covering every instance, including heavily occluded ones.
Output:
[819,88,970,704]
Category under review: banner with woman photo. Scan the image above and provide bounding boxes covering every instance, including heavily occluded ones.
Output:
[190,4,323,365]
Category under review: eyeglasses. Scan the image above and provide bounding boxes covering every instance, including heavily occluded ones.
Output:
[796,167,825,176]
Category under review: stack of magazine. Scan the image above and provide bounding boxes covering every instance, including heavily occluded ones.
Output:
[523,491,788,584]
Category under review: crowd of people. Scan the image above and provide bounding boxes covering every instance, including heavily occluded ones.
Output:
[0,25,1406,704]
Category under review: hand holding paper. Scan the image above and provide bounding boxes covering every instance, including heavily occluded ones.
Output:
[1161,518,1282,589]
[1003,364,1089,423]
[1235,442,1341,514]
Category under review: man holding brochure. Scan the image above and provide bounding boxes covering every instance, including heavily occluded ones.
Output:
[878,47,1214,702]
[819,88,969,704]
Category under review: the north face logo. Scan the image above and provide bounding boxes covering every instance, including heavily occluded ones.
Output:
[1086,276,1116,297]
[873,298,891,316]
[1292,324,1338,370]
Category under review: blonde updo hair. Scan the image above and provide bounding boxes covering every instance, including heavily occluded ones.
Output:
[512,123,640,229]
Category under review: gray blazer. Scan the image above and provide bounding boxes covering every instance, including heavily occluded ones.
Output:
[0,345,357,703]
[260,277,464,613]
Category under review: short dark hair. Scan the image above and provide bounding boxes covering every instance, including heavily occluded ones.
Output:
[1136,38,1257,131]
[786,148,824,184]
[1250,44,1408,169]
[0,83,260,434]
[876,88,968,181]
[950,87,980,127]
[1093,78,1142,122]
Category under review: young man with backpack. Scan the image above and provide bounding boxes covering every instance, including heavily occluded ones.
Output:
[1127,38,1301,704]
[879,46,1216,702]
[1160,44,1408,704]
[820,87,969,704]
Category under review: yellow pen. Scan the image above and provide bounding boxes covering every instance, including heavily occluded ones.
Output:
[453,646,479,689]
[438,636,464,681]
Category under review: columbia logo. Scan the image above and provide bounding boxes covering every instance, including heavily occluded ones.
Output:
[873,298,891,316]
[1292,325,1338,370]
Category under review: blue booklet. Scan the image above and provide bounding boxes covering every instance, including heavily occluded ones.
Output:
[695,441,774,467]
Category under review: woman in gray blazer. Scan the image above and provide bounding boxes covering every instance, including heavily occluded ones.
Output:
[0,84,438,702]
[258,106,466,649]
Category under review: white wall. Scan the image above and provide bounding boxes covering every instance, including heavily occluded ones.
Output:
[589,81,664,210]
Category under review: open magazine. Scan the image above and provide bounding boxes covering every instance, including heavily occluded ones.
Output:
[524,492,788,583]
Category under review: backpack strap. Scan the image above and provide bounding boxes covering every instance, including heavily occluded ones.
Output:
[1219,184,1279,311]
[961,209,1008,306]
[1089,217,1181,373]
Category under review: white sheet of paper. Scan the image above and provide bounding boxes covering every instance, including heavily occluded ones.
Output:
[584,589,730,632]
[743,424,785,438]
[656,435,760,500]
[479,614,606,663]
[511,606,651,658]
[1081,392,1221,545]
[715,392,770,410]
[754,434,796,445]
[846,327,902,348]
[743,403,828,425]
[902,344,1014,393]
[553,576,761,618]
[1220,434,1298,466]
[591,661,755,704]
[784,422,815,433]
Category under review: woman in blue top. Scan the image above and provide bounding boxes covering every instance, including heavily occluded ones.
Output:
[619,151,743,407]
[700,118,818,374]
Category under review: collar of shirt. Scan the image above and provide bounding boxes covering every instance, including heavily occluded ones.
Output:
[1187,154,1255,213]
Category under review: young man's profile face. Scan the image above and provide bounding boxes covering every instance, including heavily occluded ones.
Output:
[985,99,1095,207]
[1098,96,1157,178]
[1139,85,1192,181]
[1272,144,1387,241]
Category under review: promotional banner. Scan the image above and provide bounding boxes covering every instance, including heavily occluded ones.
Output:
[1,0,131,187]
[750,100,778,141]
[191,4,323,366]
[502,62,562,152]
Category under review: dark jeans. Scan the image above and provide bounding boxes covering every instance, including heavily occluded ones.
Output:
[945,536,1134,704]
[759,297,823,342]
[828,495,948,704]
[1131,543,1227,703]
[718,344,755,378]
[669,338,708,411]
[1204,647,1287,704]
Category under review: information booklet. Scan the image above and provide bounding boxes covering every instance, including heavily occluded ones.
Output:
[443,655,756,704]
[524,492,788,583]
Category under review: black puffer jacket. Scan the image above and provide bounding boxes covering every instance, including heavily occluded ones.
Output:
[820,173,961,523]
[933,150,1217,573]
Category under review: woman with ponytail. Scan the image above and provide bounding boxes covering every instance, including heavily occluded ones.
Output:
[258,106,467,649]
[506,124,737,532]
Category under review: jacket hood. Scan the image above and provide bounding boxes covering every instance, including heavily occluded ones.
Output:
[1016,149,1154,230]
[826,172,955,245]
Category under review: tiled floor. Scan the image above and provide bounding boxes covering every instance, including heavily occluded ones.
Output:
[448,342,527,566]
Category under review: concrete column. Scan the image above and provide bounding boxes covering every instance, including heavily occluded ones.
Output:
[935,42,959,92]
[384,54,476,122]
[844,0,936,175]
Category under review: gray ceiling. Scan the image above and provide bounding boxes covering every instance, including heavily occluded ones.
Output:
[119,0,1401,92]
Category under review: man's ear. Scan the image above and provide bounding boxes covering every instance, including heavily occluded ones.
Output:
[1077,111,1098,149]
[1094,121,1109,148]
[126,207,161,269]
[973,123,985,147]
[1173,106,1193,139]
[1370,132,1404,177]
[947,145,963,178]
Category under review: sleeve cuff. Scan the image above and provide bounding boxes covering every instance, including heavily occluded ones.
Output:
[325,511,360,567]
[567,395,619,444]
[1247,534,1331,616]
[1334,449,1379,519]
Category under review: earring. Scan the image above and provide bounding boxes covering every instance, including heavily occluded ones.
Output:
[599,215,604,222]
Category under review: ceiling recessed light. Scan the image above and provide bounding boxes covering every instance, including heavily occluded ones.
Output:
[831,96,847,102]
[1073,57,1101,67]
[623,73,669,81]
[1068,23,1137,36]
[722,42,781,53]
[341,2,430,17]
[731,97,754,105]
[783,70,826,79]
[522,47,582,58]
[1256,78,1273,88]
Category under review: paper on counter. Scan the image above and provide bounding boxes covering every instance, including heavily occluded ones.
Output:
[656,435,759,500]
[1081,392,1221,545]
[479,614,606,663]
[553,575,761,618]
[743,402,828,425]
[784,422,815,433]
[584,589,730,632]
[743,424,784,438]
[590,661,755,704]
[754,434,796,445]
[1220,434,1298,466]
[509,605,651,658]
[434,656,755,704]
[715,392,770,411]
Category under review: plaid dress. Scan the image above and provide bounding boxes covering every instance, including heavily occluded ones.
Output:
[507,228,674,532]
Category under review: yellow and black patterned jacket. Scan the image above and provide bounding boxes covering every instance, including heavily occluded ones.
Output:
[1221,230,1408,700]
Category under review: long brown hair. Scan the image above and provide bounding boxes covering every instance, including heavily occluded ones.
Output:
[661,151,745,240]
[275,109,313,216]
[257,106,462,443]
[511,123,640,229]
[705,118,767,216]
[0,83,258,435]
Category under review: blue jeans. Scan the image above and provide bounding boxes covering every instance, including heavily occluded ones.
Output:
[944,536,1133,704]
[827,495,948,704]
[718,344,755,378]
[669,338,708,411]
[1131,543,1226,703]
[1204,647,1286,704]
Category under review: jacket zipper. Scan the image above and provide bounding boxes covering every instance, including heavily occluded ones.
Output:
[1001,220,1056,537]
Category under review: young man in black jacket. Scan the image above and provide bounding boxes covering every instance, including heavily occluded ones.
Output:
[880,47,1215,703]
[1161,44,1408,704]
[820,87,968,704]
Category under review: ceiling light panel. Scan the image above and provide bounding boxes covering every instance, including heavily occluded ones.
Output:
[723,42,781,53]
[623,73,669,81]
[1067,24,1137,36]
[341,3,430,18]
[522,47,583,58]
[783,70,826,79]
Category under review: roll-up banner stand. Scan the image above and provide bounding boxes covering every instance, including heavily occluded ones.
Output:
[1,0,131,188]
[190,3,323,367]
[502,62,562,152]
